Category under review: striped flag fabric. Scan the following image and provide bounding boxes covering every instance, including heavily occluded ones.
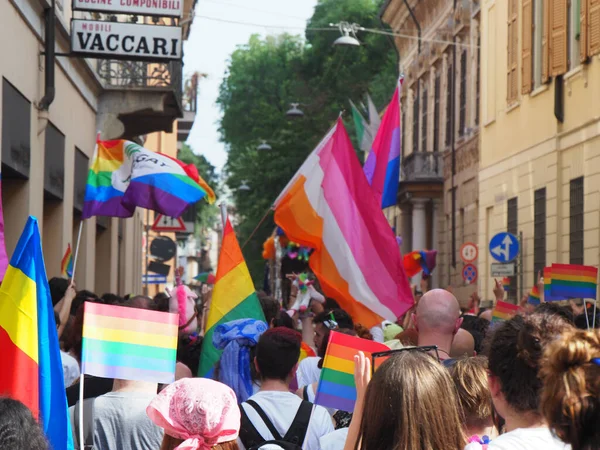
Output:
[502,277,511,291]
[198,217,266,377]
[403,250,438,278]
[273,118,414,329]
[61,244,73,278]
[544,266,566,301]
[83,138,215,219]
[349,99,373,153]
[363,78,403,209]
[528,286,541,306]
[492,300,520,324]
[550,263,598,300]
[81,302,178,383]
[0,216,74,450]
[314,331,388,412]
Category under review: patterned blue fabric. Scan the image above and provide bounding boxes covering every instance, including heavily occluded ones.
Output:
[213,318,268,402]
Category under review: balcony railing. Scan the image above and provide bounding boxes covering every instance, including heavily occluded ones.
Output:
[97,59,182,112]
[400,152,444,182]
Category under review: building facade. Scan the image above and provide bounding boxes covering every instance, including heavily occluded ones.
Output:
[479,0,600,301]
[1,0,194,296]
[382,0,481,303]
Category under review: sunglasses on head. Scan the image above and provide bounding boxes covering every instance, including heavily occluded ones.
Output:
[370,345,440,374]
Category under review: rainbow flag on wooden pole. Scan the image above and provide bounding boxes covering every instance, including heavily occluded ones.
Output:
[550,263,598,299]
[198,206,266,377]
[314,331,388,412]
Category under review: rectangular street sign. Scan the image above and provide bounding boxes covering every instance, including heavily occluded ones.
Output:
[142,274,167,284]
[490,263,515,277]
[72,0,184,18]
[71,20,182,61]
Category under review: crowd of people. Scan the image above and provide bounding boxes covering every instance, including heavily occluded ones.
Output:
[1,273,600,450]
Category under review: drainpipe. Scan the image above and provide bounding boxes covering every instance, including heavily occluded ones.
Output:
[39,0,56,111]
[451,0,457,268]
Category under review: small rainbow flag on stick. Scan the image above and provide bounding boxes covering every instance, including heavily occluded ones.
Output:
[82,302,178,383]
[61,244,73,278]
[528,286,541,306]
[315,331,388,412]
[492,300,520,324]
[544,267,565,302]
[550,263,598,299]
[502,278,511,291]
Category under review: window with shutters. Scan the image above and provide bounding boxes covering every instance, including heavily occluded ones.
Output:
[421,81,428,152]
[507,0,519,104]
[507,197,518,301]
[522,0,533,94]
[570,177,584,265]
[413,83,419,154]
[550,0,568,76]
[434,74,441,151]
[533,0,544,87]
[569,0,581,69]
[475,37,480,126]
[590,0,600,56]
[534,188,546,277]
[445,62,452,148]
[459,49,467,136]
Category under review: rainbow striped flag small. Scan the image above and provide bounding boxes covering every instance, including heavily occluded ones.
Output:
[544,267,565,301]
[82,302,178,383]
[60,244,73,278]
[314,331,388,412]
[502,277,511,291]
[528,286,541,306]
[492,300,520,324]
[550,263,598,299]
[299,341,316,363]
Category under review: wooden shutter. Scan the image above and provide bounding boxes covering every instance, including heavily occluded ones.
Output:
[507,0,519,103]
[542,0,550,82]
[590,0,600,55]
[522,0,533,94]
[550,0,568,76]
[581,0,589,62]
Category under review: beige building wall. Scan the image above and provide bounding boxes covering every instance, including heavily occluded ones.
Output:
[1,0,144,296]
[479,0,600,301]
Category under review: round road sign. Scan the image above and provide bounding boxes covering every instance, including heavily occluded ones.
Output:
[460,242,478,263]
[462,264,478,285]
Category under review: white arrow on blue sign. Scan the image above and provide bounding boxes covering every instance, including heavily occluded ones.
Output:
[489,232,520,263]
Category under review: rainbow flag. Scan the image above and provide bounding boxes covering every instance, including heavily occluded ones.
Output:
[83,138,215,219]
[403,250,438,278]
[543,267,565,301]
[0,217,74,450]
[299,341,316,362]
[274,119,414,329]
[528,286,541,306]
[198,217,266,376]
[502,277,511,291]
[82,302,178,383]
[492,300,520,324]
[195,272,216,284]
[550,263,598,299]
[314,331,388,412]
[61,244,73,278]
[363,78,403,208]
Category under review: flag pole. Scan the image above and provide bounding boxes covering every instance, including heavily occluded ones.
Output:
[592,299,597,329]
[78,372,85,448]
[71,221,84,283]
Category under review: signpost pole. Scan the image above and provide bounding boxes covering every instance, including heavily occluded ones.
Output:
[519,231,524,303]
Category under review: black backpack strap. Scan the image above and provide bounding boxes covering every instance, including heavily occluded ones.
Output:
[302,385,309,401]
[282,400,313,447]
[239,403,267,449]
[245,400,283,441]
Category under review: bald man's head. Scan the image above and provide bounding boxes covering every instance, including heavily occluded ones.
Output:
[414,289,462,335]
[450,328,475,357]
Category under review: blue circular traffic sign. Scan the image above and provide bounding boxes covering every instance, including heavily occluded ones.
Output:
[489,232,519,263]
[462,264,478,284]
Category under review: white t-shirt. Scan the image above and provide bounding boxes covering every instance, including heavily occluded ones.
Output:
[296,357,321,389]
[61,350,80,387]
[238,391,334,450]
[319,428,348,450]
[369,326,384,343]
[482,427,570,450]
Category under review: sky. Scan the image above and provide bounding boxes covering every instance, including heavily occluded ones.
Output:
[182,0,319,172]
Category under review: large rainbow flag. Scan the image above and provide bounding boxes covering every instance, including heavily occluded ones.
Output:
[273,118,414,329]
[315,331,388,412]
[82,302,179,383]
[198,217,266,376]
[550,263,598,299]
[83,139,215,219]
[363,78,403,209]
[0,217,74,450]
[543,266,566,301]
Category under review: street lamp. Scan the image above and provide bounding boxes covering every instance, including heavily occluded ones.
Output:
[257,140,272,151]
[286,103,305,118]
[238,181,251,191]
[331,22,362,47]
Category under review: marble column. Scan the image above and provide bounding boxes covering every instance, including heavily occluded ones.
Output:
[411,198,428,286]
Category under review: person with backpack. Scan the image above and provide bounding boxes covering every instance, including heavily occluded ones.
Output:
[238,327,334,450]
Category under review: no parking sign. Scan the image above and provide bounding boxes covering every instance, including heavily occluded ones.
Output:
[462,264,478,285]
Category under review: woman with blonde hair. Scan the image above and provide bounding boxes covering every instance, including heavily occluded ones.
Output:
[343,350,466,450]
[146,378,240,450]
[540,328,600,450]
